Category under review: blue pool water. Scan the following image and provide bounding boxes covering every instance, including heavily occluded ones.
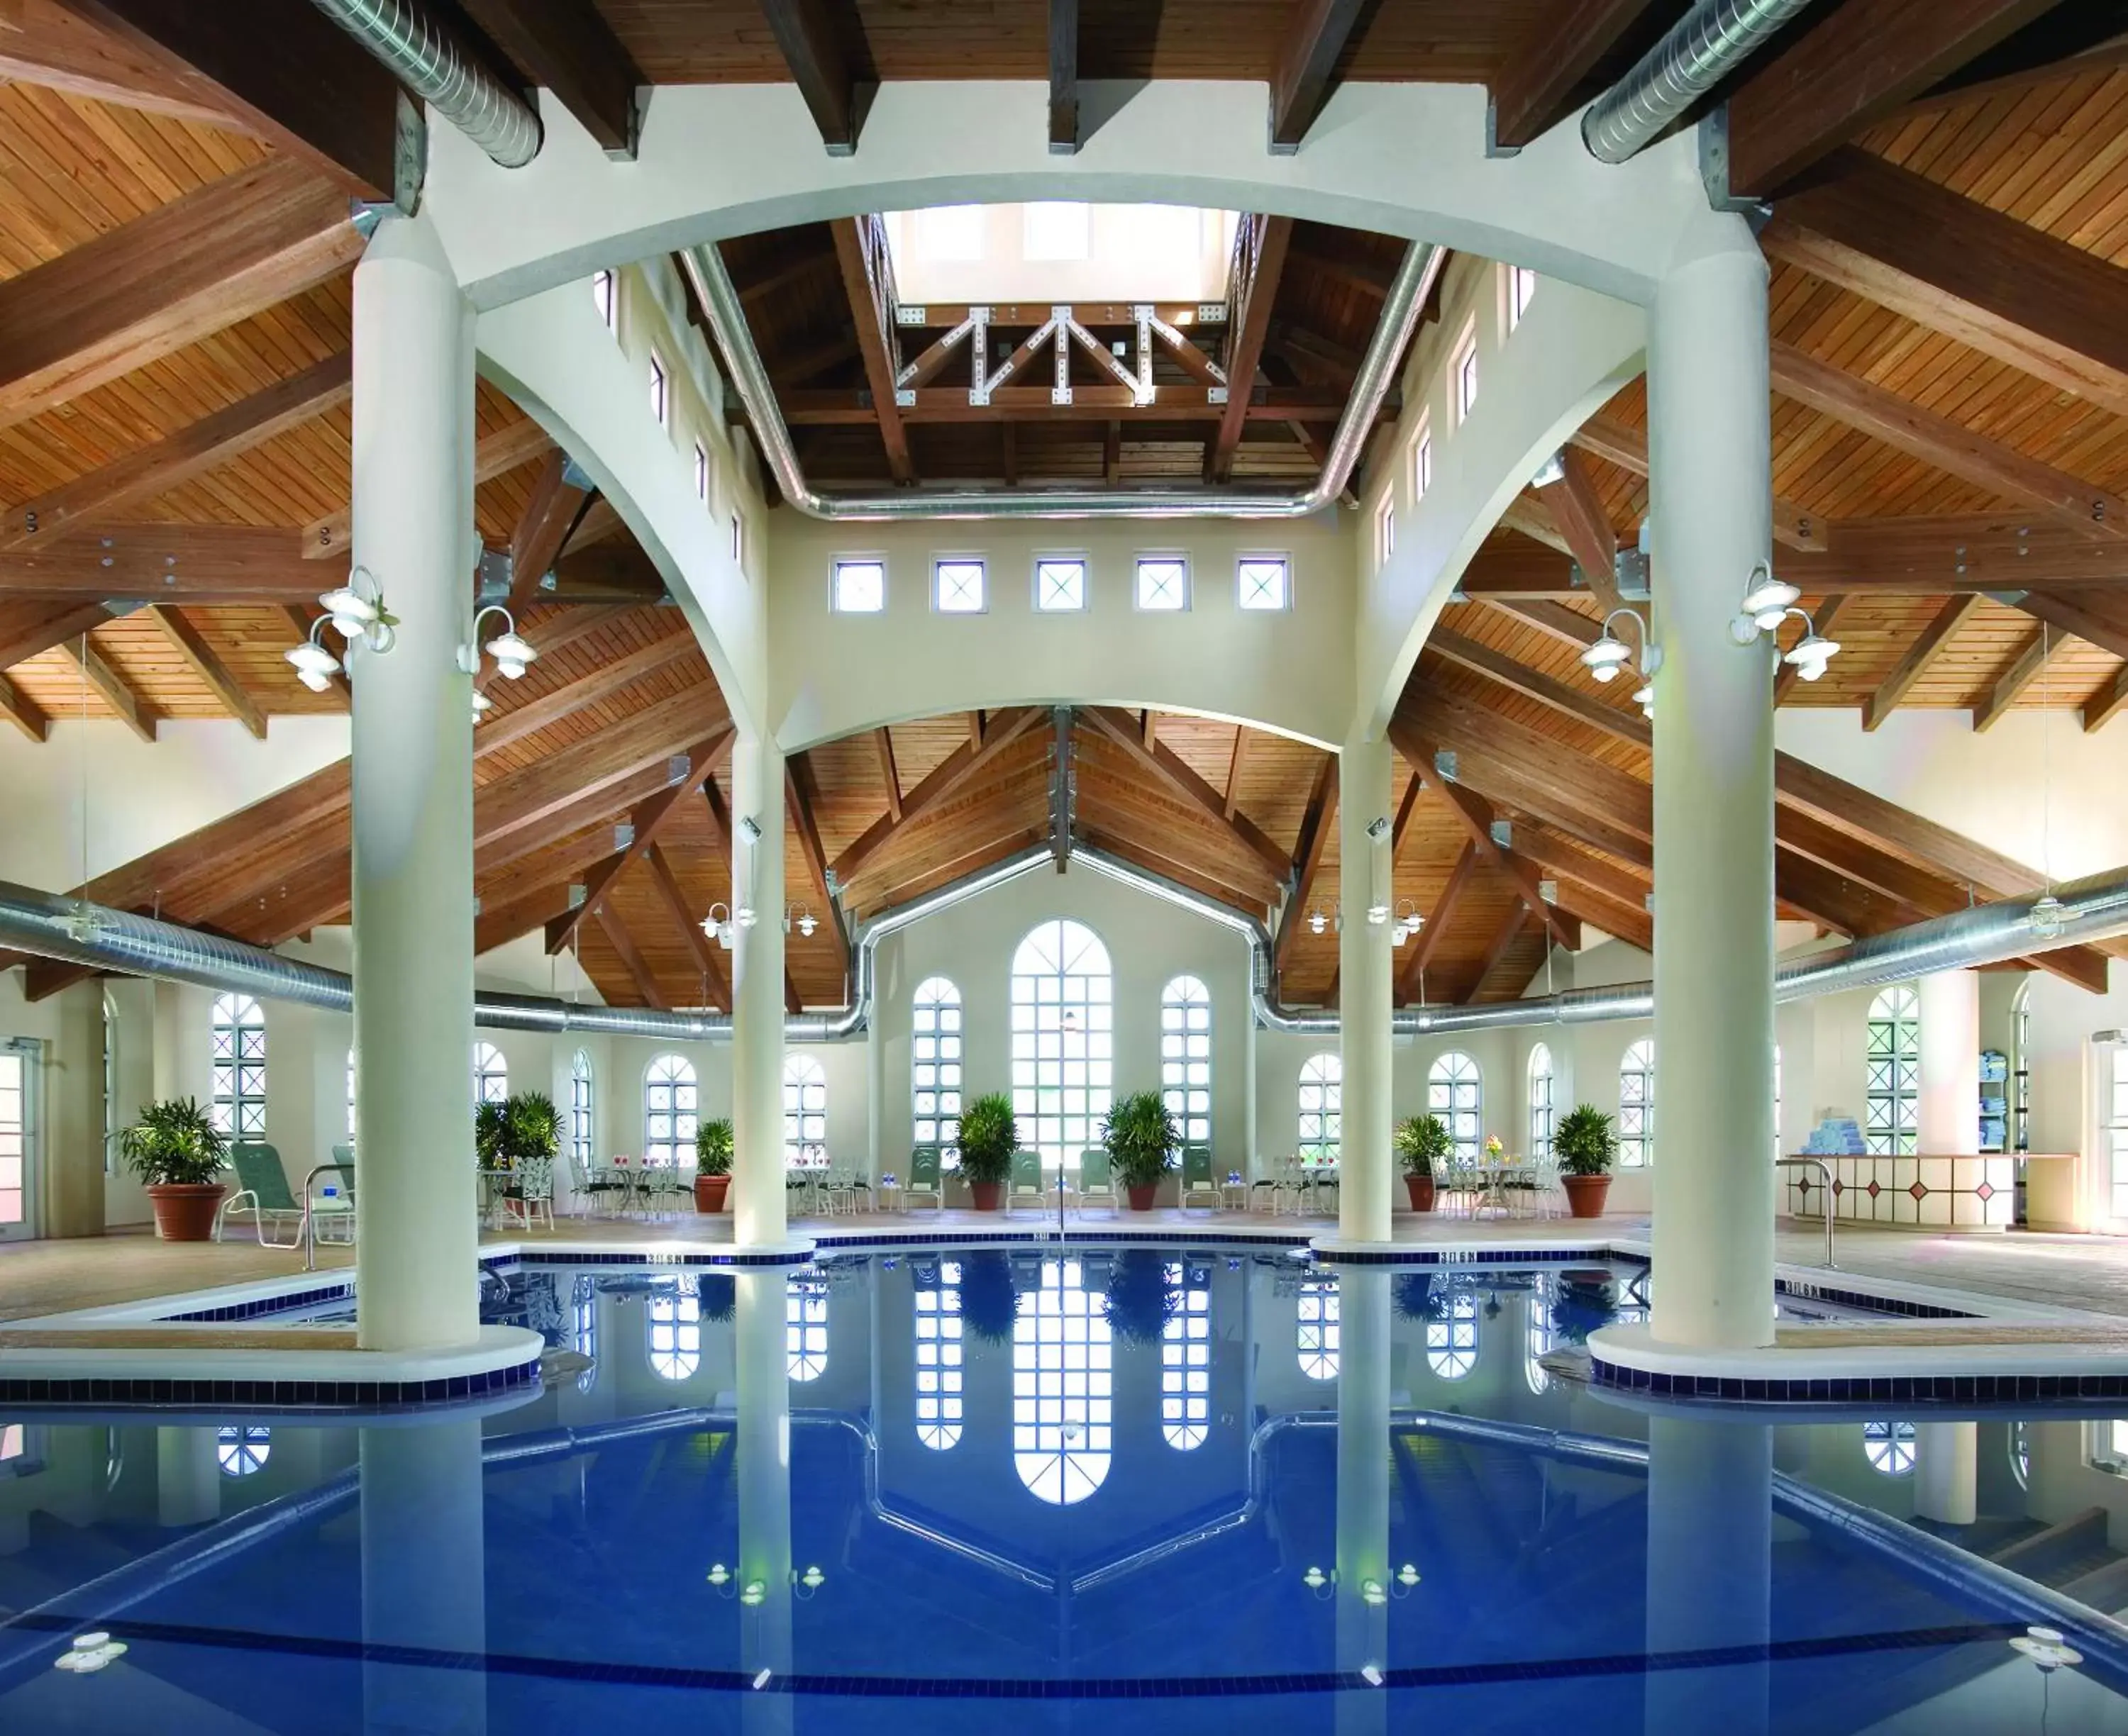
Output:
[2,1247,2126,1732]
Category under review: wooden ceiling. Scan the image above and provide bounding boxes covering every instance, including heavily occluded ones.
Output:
[1,0,2126,1013]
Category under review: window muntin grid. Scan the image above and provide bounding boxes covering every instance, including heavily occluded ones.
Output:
[1507,265,1536,329]
[1375,497,1395,565]
[1134,556,1187,611]
[2108,1047,2128,1220]
[1866,986,1920,1156]
[216,1425,271,1476]
[1298,1052,1341,1167]
[1162,1262,1212,1450]
[912,976,963,1161]
[785,1054,828,1169]
[1160,974,1212,1146]
[1010,920,1113,1167]
[1863,1419,1917,1476]
[1014,1259,1112,1504]
[648,1286,699,1381]
[210,992,266,1139]
[473,1041,509,1107]
[1528,1042,1555,1161]
[1525,1284,1555,1395]
[1035,557,1087,611]
[570,1050,594,1170]
[935,557,986,613]
[1428,1050,1483,1163]
[916,1259,965,1450]
[788,1275,829,1381]
[1237,556,1289,611]
[591,267,617,330]
[648,350,669,426]
[644,1054,697,1168]
[1453,330,1478,422]
[1297,1275,1339,1380]
[1619,1038,1654,1168]
[833,558,885,613]
[1426,1289,1478,1380]
[1412,425,1433,502]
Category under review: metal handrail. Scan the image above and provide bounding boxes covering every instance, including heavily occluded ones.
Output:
[1775,1157,1836,1269]
[300,1161,357,1272]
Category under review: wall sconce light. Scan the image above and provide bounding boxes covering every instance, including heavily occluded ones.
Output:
[1391,899,1425,945]
[1729,562,1841,681]
[319,567,397,651]
[1580,606,1661,690]
[284,616,343,693]
[458,603,538,681]
[701,902,738,950]
[1307,905,1339,935]
[784,903,818,937]
[1774,607,1841,682]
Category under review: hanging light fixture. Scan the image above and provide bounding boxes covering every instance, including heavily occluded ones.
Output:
[1391,899,1425,945]
[458,603,538,681]
[1307,906,1329,935]
[1581,607,1660,689]
[1778,609,1841,682]
[284,616,344,693]
[785,903,819,937]
[701,903,738,949]
[318,567,396,651]
[1734,563,1800,636]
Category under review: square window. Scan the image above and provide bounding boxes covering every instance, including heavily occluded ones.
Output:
[649,351,670,428]
[731,512,745,567]
[592,268,617,332]
[1237,555,1289,611]
[1412,425,1433,502]
[1375,498,1395,566]
[1507,264,1537,330]
[914,204,984,262]
[1453,327,1479,423]
[833,558,886,613]
[1035,556,1087,612]
[934,558,986,613]
[1135,556,1188,612]
[692,443,710,503]
[1024,202,1090,261]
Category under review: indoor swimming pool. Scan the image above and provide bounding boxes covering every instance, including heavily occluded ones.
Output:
[1,1246,2124,1732]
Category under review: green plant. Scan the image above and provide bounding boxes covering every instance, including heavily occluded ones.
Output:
[1102,1091,1177,1191]
[475,1099,511,1169]
[957,1250,1021,1343]
[506,1091,561,1164]
[1104,1249,1180,1345]
[1554,1104,1617,1177]
[1396,1113,1453,1176]
[117,1098,228,1187]
[697,1272,736,1323]
[696,1118,734,1176]
[958,1093,1019,1187]
[1392,1270,1442,1322]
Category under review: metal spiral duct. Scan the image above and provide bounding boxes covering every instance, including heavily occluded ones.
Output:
[1581,0,1819,165]
[678,239,1441,522]
[310,0,543,169]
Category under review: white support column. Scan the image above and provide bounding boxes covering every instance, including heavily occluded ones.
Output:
[350,212,480,1354]
[1917,969,1980,1154]
[731,730,787,1247]
[361,1418,487,1735]
[1337,733,1393,1244]
[1334,1265,1390,1736]
[1648,226,1778,1350]
[1916,1421,1978,1525]
[1644,1416,1771,1736]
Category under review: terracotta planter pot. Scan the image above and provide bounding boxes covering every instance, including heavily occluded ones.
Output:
[148,1182,228,1242]
[1404,1174,1436,1212]
[1126,1184,1158,1211]
[1561,1174,1612,1219]
[968,1181,1003,1211]
[694,1174,730,1213]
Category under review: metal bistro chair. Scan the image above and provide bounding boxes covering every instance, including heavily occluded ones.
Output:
[905,1145,945,1214]
[214,1142,307,1247]
[1077,1147,1119,1216]
[1004,1149,1046,1215]
[498,1154,556,1233]
[640,1158,690,1218]
[1180,1143,1219,1213]
[565,1151,626,1218]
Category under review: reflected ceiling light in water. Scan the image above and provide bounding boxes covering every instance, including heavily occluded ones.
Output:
[55,1632,128,1674]
[1360,1579,1387,1606]
[753,1669,773,1691]
[1395,1563,1422,1588]
[2010,1626,2082,1672]
[1360,1664,1385,1687]
[706,1563,731,1588]
[741,1581,766,1606]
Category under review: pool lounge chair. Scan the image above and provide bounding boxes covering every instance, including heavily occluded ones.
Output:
[214,1143,308,1248]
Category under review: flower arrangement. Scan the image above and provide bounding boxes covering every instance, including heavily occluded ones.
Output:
[1485,1134,1504,1161]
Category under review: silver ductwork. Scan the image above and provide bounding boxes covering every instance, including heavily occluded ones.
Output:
[311,0,543,169]
[1580,0,1818,165]
[677,238,1441,521]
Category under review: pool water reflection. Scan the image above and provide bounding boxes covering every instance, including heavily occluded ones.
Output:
[1,1249,2125,1733]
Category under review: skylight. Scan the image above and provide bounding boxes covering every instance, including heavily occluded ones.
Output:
[882,204,1240,305]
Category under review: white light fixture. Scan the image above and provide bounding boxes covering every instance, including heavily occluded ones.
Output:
[458,604,538,681]
[1582,606,1661,694]
[1739,564,1800,632]
[785,903,819,937]
[2010,1625,2082,1672]
[1391,899,1424,945]
[702,902,738,950]
[472,689,493,722]
[1360,1578,1387,1607]
[1632,680,1654,719]
[1365,901,1391,925]
[284,618,343,694]
[1307,907,1328,935]
[1756,604,1841,681]
[319,565,397,654]
[2027,893,2067,940]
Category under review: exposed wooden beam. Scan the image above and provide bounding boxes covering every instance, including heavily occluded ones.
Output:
[1773,594,1851,705]
[831,218,914,484]
[1207,216,1293,483]
[505,449,592,613]
[1463,903,1534,1005]
[831,708,1043,884]
[1480,595,1605,652]
[148,606,262,738]
[593,900,668,1011]
[0,159,362,430]
[1974,623,2078,732]
[873,727,904,821]
[52,0,406,196]
[1398,840,1478,1001]
[0,0,257,128]
[1103,420,1121,486]
[1865,595,1985,730]
[1727,0,2063,197]
[1490,0,1664,150]
[303,419,550,560]
[2012,590,2128,665]
[2085,663,2128,733]
[1080,708,1293,880]
[787,750,850,989]
[1898,10,2128,113]
[454,0,643,156]
[1269,0,1368,150]
[0,673,50,742]
[1390,769,1423,855]
[476,626,701,755]
[644,842,730,1011]
[1425,626,1649,747]
[0,601,116,671]
[1048,0,1078,152]
[1762,148,2128,423]
[1535,447,1623,613]
[770,382,1365,425]
[56,636,157,742]
[1570,410,1826,551]
[1223,725,1252,819]
[757,0,863,155]
[1275,753,1338,979]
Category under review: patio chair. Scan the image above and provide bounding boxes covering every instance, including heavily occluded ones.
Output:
[1077,1148,1119,1215]
[564,1150,624,1218]
[214,1143,307,1247]
[905,1145,944,1213]
[1004,1148,1046,1215]
[639,1159,690,1218]
[498,1154,556,1233]
[1180,1143,1219,1213]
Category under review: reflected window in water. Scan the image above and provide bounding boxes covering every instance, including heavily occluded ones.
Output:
[2012,1420,2029,1488]
[1297,1276,1339,1381]
[1427,1291,1478,1380]
[0,1424,23,1464]
[1014,1259,1112,1504]
[1162,1262,1211,1450]
[1863,1419,1917,1476]
[1524,1286,1555,1395]
[788,1276,829,1381]
[217,1425,271,1476]
[916,1261,964,1450]
[648,1287,700,1381]
[574,1277,598,1393]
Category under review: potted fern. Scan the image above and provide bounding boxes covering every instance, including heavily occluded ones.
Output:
[118,1098,229,1241]
[1102,1091,1177,1210]
[694,1118,733,1213]
[958,1092,1016,1210]
[1555,1103,1617,1218]
[1396,1113,1451,1211]
[506,1092,561,1164]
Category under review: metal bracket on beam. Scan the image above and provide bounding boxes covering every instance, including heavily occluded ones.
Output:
[1489,819,1513,850]
[1051,306,1073,406]
[1196,304,1229,326]
[1697,106,1771,228]
[1614,547,1651,602]
[560,457,596,491]
[475,546,514,604]
[1207,386,1228,406]
[894,389,916,408]
[895,306,927,326]
[1432,750,1458,781]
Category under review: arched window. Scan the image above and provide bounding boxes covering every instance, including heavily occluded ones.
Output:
[2011,980,2032,1154]
[572,1274,598,1394]
[1297,1275,1339,1380]
[915,1259,963,1450]
[787,1274,829,1380]
[216,1424,270,1476]
[101,993,118,1176]
[1773,1044,1783,1161]
[569,1050,594,1170]
[1528,1043,1556,1162]
[1010,920,1113,1167]
[912,977,963,1159]
[644,1055,697,1167]
[1426,1290,1478,1379]
[210,992,266,1139]
[1863,1419,1917,1476]
[1866,986,1920,1155]
[1298,1053,1341,1168]
[1162,1261,1212,1450]
[1619,1038,1654,1167]
[1014,1259,1112,1503]
[648,1285,699,1381]
[784,1054,828,1169]
[472,1041,509,1106]
[2011,1420,2029,1489]
[1160,976,1212,1146]
[1428,1051,1483,1162]
[1525,1286,1555,1395]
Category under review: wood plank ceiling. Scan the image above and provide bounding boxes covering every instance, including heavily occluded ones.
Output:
[1,0,2125,1014]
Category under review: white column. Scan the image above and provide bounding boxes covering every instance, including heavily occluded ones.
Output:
[155,1427,219,1528]
[865,1020,885,1184]
[1334,1266,1390,1736]
[1916,1421,1978,1525]
[1917,969,1980,1154]
[1337,733,1394,1243]
[1644,1416,1770,1736]
[361,1418,487,1735]
[350,212,480,1353]
[736,1271,794,1734]
[1648,227,1778,1351]
[731,730,787,1247]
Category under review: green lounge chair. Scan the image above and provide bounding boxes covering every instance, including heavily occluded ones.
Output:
[1077,1148,1119,1215]
[1180,1142,1219,1212]
[214,1143,306,1247]
[1005,1148,1046,1215]
[906,1146,943,1213]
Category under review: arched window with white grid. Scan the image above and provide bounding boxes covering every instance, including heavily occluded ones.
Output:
[569,1050,595,1171]
[1162,1261,1211,1450]
[1297,1275,1339,1380]
[1528,1043,1555,1161]
[788,1274,829,1380]
[1298,1053,1341,1168]
[648,1286,699,1381]
[1619,1038,1654,1167]
[210,993,266,1140]
[785,1054,828,1169]
[1160,976,1213,1147]
[1427,1290,1478,1379]
[915,1259,963,1450]
[1866,987,1920,1155]
[1428,1051,1483,1162]
[912,977,963,1160]
[1014,1259,1111,1503]
[472,1041,508,1106]
[644,1055,697,1167]
[1009,920,1113,1167]
[1863,1419,1916,1476]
